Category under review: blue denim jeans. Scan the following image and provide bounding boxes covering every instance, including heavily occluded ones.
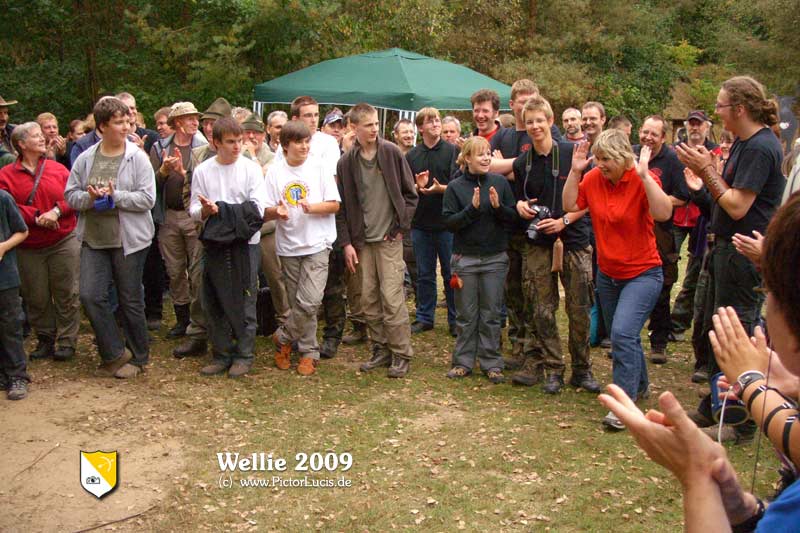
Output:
[79,245,150,365]
[596,266,663,401]
[411,229,455,327]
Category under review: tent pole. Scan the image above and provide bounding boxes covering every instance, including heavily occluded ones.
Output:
[381,108,387,138]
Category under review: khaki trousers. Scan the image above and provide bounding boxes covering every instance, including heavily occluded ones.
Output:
[359,240,412,359]
[159,209,199,306]
[17,232,81,348]
[259,232,290,325]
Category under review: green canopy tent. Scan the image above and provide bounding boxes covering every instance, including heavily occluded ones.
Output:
[252,48,511,132]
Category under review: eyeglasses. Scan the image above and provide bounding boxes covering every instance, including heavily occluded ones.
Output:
[714,102,735,110]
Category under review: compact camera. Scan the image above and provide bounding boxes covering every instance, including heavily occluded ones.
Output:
[85,476,101,484]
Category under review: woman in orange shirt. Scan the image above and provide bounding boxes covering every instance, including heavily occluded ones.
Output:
[563,129,672,430]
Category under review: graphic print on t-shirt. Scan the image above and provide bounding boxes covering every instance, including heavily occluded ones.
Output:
[283,181,308,206]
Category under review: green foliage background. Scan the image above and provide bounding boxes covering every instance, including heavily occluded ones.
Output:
[1,0,796,128]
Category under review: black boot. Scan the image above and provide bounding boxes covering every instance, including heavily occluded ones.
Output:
[359,343,392,372]
[30,336,55,360]
[167,304,190,339]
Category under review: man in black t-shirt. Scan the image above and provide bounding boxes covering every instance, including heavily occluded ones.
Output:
[633,115,689,364]
[677,76,785,443]
[406,107,458,336]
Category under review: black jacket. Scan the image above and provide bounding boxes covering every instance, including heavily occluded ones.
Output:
[442,169,517,256]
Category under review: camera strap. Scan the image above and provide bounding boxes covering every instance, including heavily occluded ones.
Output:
[523,142,559,210]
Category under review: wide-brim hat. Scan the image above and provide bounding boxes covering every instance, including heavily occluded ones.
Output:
[0,95,18,107]
[168,101,200,127]
[201,97,232,122]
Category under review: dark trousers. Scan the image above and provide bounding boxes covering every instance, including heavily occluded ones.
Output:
[143,227,167,321]
[321,247,346,341]
[0,287,29,382]
[79,245,150,365]
[203,244,259,364]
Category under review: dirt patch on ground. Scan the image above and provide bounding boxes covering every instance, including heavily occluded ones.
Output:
[0,378,185,533]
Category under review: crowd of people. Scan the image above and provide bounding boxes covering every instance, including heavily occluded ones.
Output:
[0,73,798,529]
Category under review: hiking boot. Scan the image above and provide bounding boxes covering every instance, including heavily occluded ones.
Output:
[603,411,625,431]
[448,323,458,338]
[446,366,471,379]
[29,337,54,360]
[569,372,602,393]
[511,358,544,386]
[273,333,291,370]
[53,346,75,362]
[173,338,207,359]
[319,337,340,360]
[410,321,433,334]
[543,373,564,394]
[114,363,142,379]
[342,322,367,345]
[96,349,133,377]
[7,378,28,400]
[599,338,611,349]
[146,318,162,331]
[200,361,229,376]
[686,409,715,428]
[486,368,505,384]
[297,357,317,376]
[691,369,709,384]
[387,355,410,378]
[649,348,667,365]
[166,304,190,339]
[701,425,755,445]
[359,344,392,372]
[228,360,252,378]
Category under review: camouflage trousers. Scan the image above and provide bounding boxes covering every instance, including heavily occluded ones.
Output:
[505,234,529,357]
[523,243,593,375]
[321,247,347,341]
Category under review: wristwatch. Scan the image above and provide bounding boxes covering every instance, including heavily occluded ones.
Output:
[732,370,766,397]
[562,215,570,226]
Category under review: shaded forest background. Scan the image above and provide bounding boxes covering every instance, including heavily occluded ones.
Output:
[2,0,797,130]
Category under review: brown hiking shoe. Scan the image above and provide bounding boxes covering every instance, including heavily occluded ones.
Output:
[200,361,229,376]
[114,363,142,379]
[272,333,291,370]
[387,355,410,378]
[359,344,392,372]
[228,360,252,378]
[511,357,544,386]
[297,356,317,376]
[96,349,133,377]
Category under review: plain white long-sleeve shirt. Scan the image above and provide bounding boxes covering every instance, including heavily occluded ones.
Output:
[189,155,268,245]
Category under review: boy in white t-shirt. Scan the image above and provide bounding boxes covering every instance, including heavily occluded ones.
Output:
[264,120,340,376]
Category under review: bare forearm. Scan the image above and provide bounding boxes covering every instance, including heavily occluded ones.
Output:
[563,170,581,212]
[306,200,340,215]
[642,175,673,221]
[683,477,731,533]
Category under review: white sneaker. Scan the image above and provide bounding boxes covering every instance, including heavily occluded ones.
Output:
[603,411,625,431]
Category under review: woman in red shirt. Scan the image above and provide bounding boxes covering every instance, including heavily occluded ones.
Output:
[0,122,80,361]
[563,128,672,430]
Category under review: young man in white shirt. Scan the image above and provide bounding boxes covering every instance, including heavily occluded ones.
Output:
[264,120,340,376]
[189,118,267,378]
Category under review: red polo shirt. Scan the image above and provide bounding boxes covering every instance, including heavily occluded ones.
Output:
[577,166,661,280]
[0,158,76,249]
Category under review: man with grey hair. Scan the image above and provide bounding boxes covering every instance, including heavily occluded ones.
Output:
[115,92,156,155]
[441,116,461,145]
[266,110,287,153]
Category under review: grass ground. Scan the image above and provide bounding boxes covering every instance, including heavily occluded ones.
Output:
[12,245,780,532]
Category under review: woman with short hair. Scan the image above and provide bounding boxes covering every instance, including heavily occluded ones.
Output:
[0,122,80,361]
[563,128,672,430]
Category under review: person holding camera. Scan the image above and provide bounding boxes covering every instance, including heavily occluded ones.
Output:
[512,96,598,394]
[563,128,673,430]
[442,136,517,384]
